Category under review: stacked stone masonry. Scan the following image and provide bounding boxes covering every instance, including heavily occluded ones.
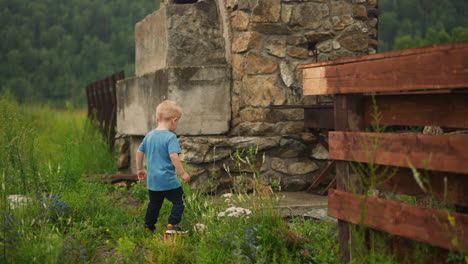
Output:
[117,0,378,193]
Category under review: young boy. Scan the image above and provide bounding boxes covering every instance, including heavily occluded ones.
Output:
[136,100,190,234]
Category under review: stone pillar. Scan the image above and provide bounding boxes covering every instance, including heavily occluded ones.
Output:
[117,0,231,136]
[181,0,377,193]
[117,0,378,193]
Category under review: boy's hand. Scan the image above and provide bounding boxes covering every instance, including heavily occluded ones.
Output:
[137,170,147,180]
[181,172,190,183]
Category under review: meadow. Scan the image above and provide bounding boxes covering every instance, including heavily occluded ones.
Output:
[3,94,467,264]
[0,95,340,264]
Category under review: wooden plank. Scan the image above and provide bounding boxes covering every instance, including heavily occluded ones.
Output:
[304,106,334,129]
[88,174,138,183]
[329,132,468,174]
[376,167,468,207]
[320,177,336,196]
[299,42,468,69]
[87,84,94,118]
[109,72,124,148]
[328,188,468,252]
[390,235,457,264]
[333,94,365,263]
[364,94,468,129]
[84,71,125,148]
[90,83,99,119]
[102,78,112,138]
[334,95,364,133]
[302,42,468,95]
[307,161,335,192]
[97,80,106,132]
[335,162,351,264]
[109,75,117,148]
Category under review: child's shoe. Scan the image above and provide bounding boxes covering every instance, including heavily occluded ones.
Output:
[145,225,155,233]
[165,224,188,234]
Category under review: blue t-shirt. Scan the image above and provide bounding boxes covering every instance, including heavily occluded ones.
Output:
[138,130,182,191]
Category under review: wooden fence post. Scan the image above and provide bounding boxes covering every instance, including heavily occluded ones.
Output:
[334,94,364,263]
[85,72,125,148]
[301,42,468,263]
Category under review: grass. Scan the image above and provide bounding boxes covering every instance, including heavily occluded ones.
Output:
[5,94,464,263]
[342,96,468,264]
[0,95,340,263]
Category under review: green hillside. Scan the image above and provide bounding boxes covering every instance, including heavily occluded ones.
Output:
[379,0,468,51]
[0,0,159,105]
[1,0,467,105]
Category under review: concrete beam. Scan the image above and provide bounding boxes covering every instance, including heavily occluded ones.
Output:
[117,65,231,136]
[135,0,226,76]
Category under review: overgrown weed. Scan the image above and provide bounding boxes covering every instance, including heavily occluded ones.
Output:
[1,95,339,263]
[344,96,467,263]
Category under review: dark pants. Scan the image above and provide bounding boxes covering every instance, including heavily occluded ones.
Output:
[145,187,185,230]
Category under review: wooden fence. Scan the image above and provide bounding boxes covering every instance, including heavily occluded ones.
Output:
[299,42,468,263]
[85,71,125,148]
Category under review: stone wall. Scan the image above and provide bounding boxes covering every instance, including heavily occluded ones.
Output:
[227,0,378,135]
[117,0,378,193]
[180,0,377,193]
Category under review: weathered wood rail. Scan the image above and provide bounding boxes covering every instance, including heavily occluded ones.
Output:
[299,42,468,263]
[85,71,125,148]
[87,174,138,184]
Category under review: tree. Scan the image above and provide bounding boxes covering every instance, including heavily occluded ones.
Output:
[379,0,468,52]
[3,78,33,102]
[393,27,468,51]
[0,0,160,106]
[451,27,468,42]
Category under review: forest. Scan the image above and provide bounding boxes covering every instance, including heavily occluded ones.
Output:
[378,0,468,51]
[0,0,160,105]
[0,0,467,105]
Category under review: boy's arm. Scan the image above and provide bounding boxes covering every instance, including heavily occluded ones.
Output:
[169,153,190,183]
[136,150,147,180]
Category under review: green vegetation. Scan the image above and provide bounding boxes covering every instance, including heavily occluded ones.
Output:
[0,0,160,105]
[342,96,468,264]
[2,95,466,263]
[1,0,467,104]
[379,0,468,51]
[0,94,116,194]
[0,95,339,263]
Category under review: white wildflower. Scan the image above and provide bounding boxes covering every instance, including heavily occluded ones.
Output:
[226,206,238,212]
[218,206,253,218]
[195,223,207,231]
[222,193,233,198]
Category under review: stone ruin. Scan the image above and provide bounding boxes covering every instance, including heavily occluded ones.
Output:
[116,0,378,193]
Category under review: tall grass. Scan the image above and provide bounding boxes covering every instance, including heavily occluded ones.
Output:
[1,95,119,263]
[0,94,116,194]
[0,95,38,194]
[1,95,340,263]
[343,96,468,264]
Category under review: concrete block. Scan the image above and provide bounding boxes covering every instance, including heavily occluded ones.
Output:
[116,71,168,136]
[135,8,168,76]
[129,136,144,174]
[117,65,231,136]
[135,0,226,76]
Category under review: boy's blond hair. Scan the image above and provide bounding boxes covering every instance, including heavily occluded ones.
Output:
[155,100,182,122]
